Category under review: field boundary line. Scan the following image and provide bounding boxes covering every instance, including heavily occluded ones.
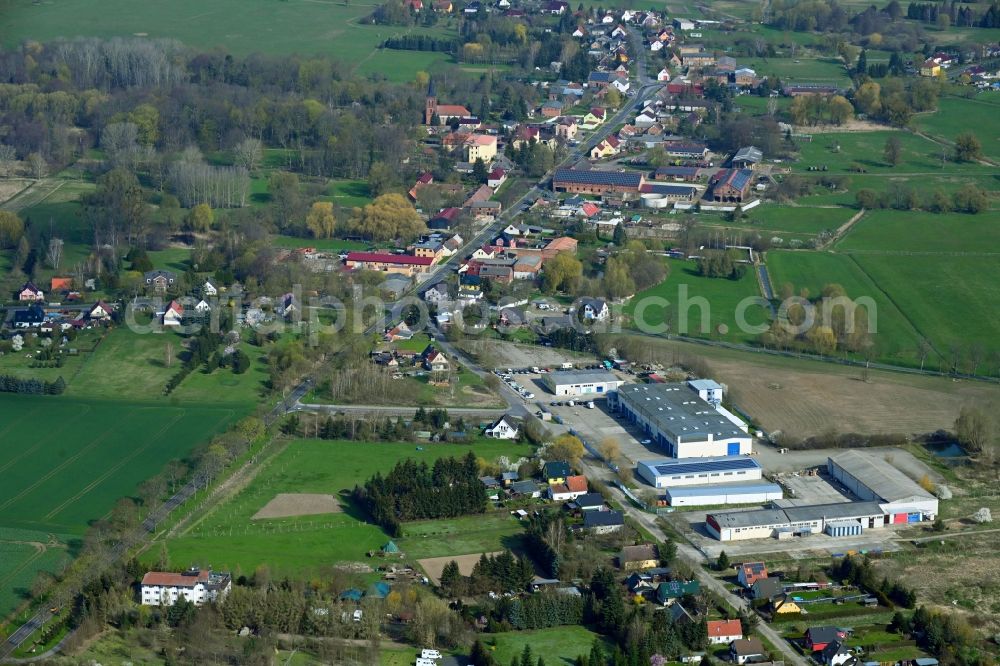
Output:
[0,548,47,595]
[844,253,945,364]
[42,411,188,521]
[160,437,291,542]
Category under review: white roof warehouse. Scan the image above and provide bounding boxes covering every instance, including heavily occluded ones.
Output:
[611,382,752,457]
[543,370,624,396]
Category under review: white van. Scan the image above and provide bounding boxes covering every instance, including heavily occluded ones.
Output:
[421,649,442,660]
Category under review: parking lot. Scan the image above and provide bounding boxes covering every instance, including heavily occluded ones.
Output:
[779,472,855,505]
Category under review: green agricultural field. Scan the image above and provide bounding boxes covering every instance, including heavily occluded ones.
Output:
[626,259,770,344]
[160,438,534,577]
[917,95,1000,162]
[765,250,925,364]
[851,254,1000,358]
[0,395,240,619]
[835,210,1000,254]
[0,0,458,74]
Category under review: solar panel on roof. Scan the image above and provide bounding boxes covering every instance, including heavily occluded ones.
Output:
[554,169,643,187]
[650,457,759,476]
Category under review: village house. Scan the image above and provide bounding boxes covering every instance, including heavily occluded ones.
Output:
[487,167,507,188]
[140,569,232,607]
[730,639,766,665]
[422,346,450,373]
[162,300,184,327]
[13,304,45,328]
[17,281,44,302]
[144,270,176,293]
[583,509,624,534]
[707,619,743,645]
[590,135,621,159]
[577,297,609,321]
[736,561,767,588]
[543,460,571,484]
[88,301,114,321]
[484,415,519,439]
[805,627,847,653]
[465,134,498,163]
[618,544,659,571]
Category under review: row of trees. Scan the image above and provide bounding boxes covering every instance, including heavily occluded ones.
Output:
[353,453,486,536]
[855,181,989,214]
[0,374,66,395]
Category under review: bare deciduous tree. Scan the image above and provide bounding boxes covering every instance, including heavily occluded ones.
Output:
[26,152,47,179]
[233,137,263,173]
[46,237,64,269]
[0,144,16,176]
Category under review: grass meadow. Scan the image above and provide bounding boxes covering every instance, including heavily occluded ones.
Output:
[625,259,770,344]
[0,0,456,81]
[916,94,1000,162]
[484,626,614,665]
[159,438,534,578]
[0,395,241,619]
[765,250,925,365]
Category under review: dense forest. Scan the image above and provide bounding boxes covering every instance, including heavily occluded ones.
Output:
[353,453,487,536]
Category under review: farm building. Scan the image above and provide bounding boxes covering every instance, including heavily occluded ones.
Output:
[705,501,887,541]
[636,457,763,489]
[543,369,624,396]
[827,451,939,521]
[665,481,783,507]
[612,383,752,457]
[551,168,645,195]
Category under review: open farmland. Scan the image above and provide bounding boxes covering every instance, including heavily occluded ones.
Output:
[615,336,1000,439]
[159,438,534,578]
[0,0,456,78]
[915,94,1000,162]
[0,395,240,619]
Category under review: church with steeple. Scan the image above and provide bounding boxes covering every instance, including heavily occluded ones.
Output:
[424,78,472,125]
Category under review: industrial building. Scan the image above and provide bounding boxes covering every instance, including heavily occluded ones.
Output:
[665,482,783,507]
[636,456,763,489]
[827,451,939,522]
[705,501,887,541]
[611,382,752,457]
[543,369,624,396]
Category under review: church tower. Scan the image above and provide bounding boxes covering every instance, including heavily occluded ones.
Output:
[425,78,437,125]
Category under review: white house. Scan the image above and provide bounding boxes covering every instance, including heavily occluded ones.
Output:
[162,300,184,327]
[657,67,672,81]
[194,299,212,313]
[140,569,231,606]
[202,280,218,297]
[611,78,630,93]
[485,415,519,439]
[578,298,609,321]
[650,40,664,51]
[543,369,623,396]
[88,301,114,321]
